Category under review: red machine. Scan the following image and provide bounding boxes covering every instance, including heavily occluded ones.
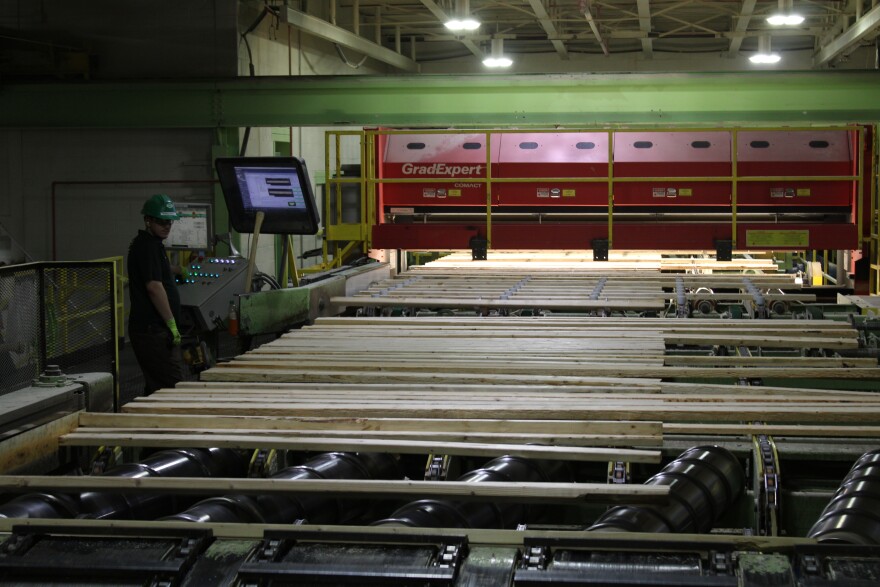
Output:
[737,130,856,209]
[613,131,730,207]
[373,127,871,253]
[493,132,609,207]
[380,133,489,208]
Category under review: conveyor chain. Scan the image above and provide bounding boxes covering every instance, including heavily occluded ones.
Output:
[501,277,532,300]
[742,278,767,319]
[753,433,781,537]
[425,453,451,481]
[588,277,608,301]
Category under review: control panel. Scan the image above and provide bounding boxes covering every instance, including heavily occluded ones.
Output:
[178,256,249,332]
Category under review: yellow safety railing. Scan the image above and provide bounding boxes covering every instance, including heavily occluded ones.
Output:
[94,256,125,338]
[870,128,880,294]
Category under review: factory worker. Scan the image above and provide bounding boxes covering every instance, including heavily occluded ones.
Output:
[127,194,186,395]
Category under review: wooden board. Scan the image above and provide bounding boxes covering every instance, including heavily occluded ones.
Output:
[58,432,662,463]
[0,476,669,505]
[78,413,662,435]
[120,401,880,424]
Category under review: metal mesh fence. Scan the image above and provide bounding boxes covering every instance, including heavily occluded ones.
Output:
[0,266,42,394]
[0,262,118,408]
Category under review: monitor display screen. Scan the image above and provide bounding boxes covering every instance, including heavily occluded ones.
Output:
[167,203,211,250]
[216,157,320,235]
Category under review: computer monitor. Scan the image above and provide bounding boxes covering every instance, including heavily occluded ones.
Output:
[216,157,320,235]
[167,202,212,250]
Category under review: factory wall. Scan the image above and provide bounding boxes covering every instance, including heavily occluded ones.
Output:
[0,2,374,289]
[0,1,238,267]
[0,129,216,265]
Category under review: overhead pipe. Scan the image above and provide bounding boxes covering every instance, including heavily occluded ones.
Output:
[808,449,880,544]
[163,452,402,524]
[372,455,571,529]
[0,448,246,520]
[587,446,744,534]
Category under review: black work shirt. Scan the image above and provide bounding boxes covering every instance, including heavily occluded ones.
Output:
[127,230,180,332]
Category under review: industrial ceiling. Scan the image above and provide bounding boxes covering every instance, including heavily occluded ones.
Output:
[286,1,880,70]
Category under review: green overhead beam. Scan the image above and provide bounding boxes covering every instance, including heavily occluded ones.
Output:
[2,71,880,128]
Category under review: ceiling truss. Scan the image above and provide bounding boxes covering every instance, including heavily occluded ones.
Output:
[285,1,878,70]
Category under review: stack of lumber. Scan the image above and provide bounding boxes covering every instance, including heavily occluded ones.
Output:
[35,315,880,504]
[106,316,880,429]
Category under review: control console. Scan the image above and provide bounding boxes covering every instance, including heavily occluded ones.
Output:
[178,256,249,331]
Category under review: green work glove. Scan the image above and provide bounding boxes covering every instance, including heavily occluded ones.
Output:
[166,318,181,346]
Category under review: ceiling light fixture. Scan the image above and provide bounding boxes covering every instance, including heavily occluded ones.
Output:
[749,35,781,64]
[767,0,804,26]
[483,38,513,68]
[445,0,480,32]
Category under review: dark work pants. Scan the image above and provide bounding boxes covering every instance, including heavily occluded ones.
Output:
[129,325,185,396]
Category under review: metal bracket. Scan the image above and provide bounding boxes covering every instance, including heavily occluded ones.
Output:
[591,239,609,262]
[470,235,488,261]
[710,550,734,574]
[607,461,630,484]
[435,541,465,570]
[716,239,733,262]
[674,277,689,318]
[252,537,287,563]
[519,544,550,571]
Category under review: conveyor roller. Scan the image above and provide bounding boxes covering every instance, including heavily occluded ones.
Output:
[373,455,570,529]
[587,445,744,534]
[0,448,246,520]
[164,452,402,524]
[808,448,880,545]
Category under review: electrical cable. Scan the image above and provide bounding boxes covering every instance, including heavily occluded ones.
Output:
[335,44,369,69]
[237,3,280,157]
[253,272,281,290]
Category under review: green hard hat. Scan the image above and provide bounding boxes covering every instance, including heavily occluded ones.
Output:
[141,194,180,221]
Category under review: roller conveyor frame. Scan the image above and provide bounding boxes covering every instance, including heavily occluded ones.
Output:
[1,261,880,585]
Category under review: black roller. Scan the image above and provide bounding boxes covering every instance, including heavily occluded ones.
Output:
[78,448,246,520]
[372,456,571,529]
[163,452,402,524]
[808,449,880,545]
[0,493,79,520]
[587,445,744,534]
[0,448,246,521]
